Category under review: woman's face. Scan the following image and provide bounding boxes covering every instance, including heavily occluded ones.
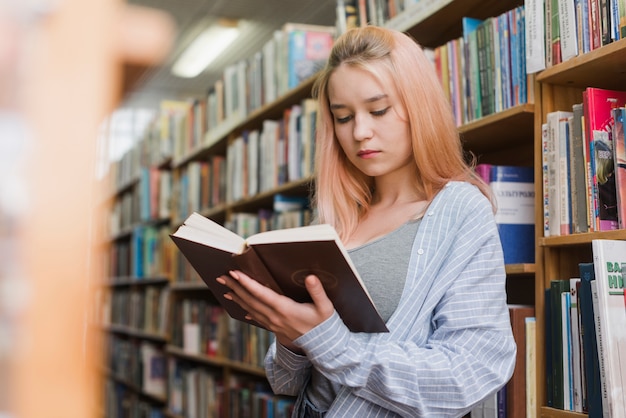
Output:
[327,63,414,181]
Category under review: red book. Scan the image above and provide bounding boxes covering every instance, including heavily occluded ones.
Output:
[582,87,626,231]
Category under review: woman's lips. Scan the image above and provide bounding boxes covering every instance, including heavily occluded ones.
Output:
[357,150,380,159]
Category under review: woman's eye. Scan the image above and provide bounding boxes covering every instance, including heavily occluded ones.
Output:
[372,107,390,117]
[335,115,352,124]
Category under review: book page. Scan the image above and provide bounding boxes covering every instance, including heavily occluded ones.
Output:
[173,212,244,254]
[246,223,339,245]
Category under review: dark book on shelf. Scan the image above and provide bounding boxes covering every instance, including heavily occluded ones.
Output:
[170,212,388,333]
[550,279,570,410]
[579,262,604,418]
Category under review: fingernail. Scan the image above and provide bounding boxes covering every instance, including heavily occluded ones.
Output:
[223,293,233,300]
[216,277,226,285]
[229,270,241,280]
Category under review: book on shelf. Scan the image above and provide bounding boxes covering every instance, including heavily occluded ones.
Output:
[569,103,589,233]
[583,87,626,231]
[611,107,626,229]
[489,165,535,264]
[506,304,535,418]
[525,0,547,73]
[569,277,585,412]
[579,262,604,418]
[591,239,626,417]
[475,164,535,264]
[525,316,537,418]
[561,289,573,410]
[170,212,388,333]
[550,279,570,410]
[546,110,574,236]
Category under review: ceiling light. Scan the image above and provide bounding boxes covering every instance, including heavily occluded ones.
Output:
[171,22,240,78]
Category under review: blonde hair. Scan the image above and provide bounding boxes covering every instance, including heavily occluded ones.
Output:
[311,26,491,239]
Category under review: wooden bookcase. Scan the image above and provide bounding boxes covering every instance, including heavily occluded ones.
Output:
[102,0,539,416]
[533,37,626,418]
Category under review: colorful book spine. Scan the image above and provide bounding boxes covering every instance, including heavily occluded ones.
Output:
[611,107,626,229]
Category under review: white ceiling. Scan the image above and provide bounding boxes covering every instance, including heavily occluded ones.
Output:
[122,0,338,108]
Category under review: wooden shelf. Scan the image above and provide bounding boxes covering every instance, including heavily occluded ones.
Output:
[506,263,536,275]
[540,407,587,418]
[459,103,535,156]
[106,325,168,342]
[166,345,266,378]
[539,229,626,247]
[536,38,626,91]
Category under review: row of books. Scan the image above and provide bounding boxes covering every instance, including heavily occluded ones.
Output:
[542,87,626,237]
[168,358,295,418]
[527,0,626,73]
[104,380,165,418]
[169,98,317,224]
[169,297,272,368]
[544,239,626,416]
[107,285,170,336]
[431,6,530,126]
[337,0,422,32]
[107,335,167,399]
[226,99,318,202]
[166,23,335,163]
[175,154,227,222]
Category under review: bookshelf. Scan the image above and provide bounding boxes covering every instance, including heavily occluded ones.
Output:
[532,17,626,418]
[103,0,537,416]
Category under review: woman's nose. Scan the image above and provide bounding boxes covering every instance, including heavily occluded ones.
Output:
[353,114,373,141]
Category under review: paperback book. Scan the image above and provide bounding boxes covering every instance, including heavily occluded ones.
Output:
[591,239,626,417]
[170,212,388,333]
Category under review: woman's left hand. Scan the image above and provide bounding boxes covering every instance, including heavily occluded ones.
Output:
[217,270,335,347]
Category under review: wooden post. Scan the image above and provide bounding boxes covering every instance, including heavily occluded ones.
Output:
[2,1,174,416]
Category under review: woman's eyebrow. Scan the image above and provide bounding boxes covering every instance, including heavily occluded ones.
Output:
[330,94,389,110]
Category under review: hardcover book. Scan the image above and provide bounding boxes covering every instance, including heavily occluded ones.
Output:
[582,87,626,231]
[579,262,604,418]
[170,212,388,333]
[591,239,626,417]
[489,165,535,264]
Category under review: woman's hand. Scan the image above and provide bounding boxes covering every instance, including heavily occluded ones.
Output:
[216,270,335,351]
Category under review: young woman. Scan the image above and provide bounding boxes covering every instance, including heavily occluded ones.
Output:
[217,26,516,417]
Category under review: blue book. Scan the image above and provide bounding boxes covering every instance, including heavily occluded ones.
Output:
[489,165,535,264]
[579,262,604,417]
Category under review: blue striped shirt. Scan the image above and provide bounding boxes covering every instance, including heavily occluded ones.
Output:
[264,181,516,417]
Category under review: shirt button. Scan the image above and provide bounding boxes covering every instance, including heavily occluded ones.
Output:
[428,211,434,216]
[417,248,424,255]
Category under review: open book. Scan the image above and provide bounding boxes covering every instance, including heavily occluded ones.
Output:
[170,212,388,333]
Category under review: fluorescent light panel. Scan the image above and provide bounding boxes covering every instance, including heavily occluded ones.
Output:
[172,23,240,78]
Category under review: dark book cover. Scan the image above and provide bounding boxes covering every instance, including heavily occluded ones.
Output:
[545,287,554,407]
[170,215,388,333]
[578,262,604,417]
[550,279,570,409]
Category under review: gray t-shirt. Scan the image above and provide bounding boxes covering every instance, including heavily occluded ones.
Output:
[305,218,421,410]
